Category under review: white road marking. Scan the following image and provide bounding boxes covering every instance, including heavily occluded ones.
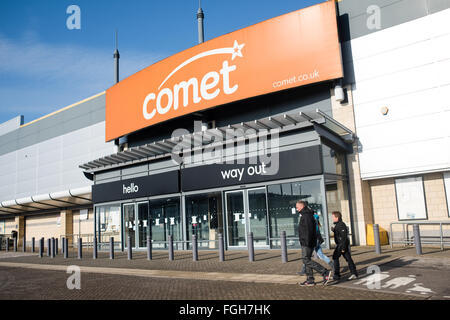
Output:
[382,275,416,289]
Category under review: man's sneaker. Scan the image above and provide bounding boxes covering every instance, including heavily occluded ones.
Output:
[333,275,341,281]
[323,270,333,285]
[348,274,358,281]
[299,280,315,287]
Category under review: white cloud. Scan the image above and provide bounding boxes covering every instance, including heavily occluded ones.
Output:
[0,33,165,121]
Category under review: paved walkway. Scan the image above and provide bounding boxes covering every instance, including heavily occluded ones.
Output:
[0,261,302,285]
[0,246,449,299]
[0,265,416,300]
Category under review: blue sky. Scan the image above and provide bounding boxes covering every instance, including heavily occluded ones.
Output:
[0,0,322,124]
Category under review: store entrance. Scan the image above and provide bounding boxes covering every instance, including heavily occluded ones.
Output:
[123,201,149,249]
[225,188,269,249]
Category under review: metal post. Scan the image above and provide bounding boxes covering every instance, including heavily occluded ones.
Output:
[168,235,174,261]
[55,238,58,255]
[110,237,114,259]
[47,239,51,256]
[440,223,444,251]
[390,223,393,249]
[5,237,9,252]
[281,231,288,263]
[218,233,225,262]
[373,224,382,254]
[248,232,255,262]
[127,236,132,260]
[147,235,152,260]
[31,237,35,253]
[192,235,198,261]
[62,237,65,254]
[197,7,205,44]
[64,238,69,259]
[0,238,2,251]
[13,237,17,252]
[406,224,410,245]
[39,238,43,258]
[51,238,56,258]
[413,224,422,255]
[93,237,98,259]
[22,236,26,252]
[78,238,82,259]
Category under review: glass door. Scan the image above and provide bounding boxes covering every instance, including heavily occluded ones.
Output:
[137,202,149,248]
[123,203,136,248]
[247,188,269,248]
[225,191,246,247]
[225,188,269,249]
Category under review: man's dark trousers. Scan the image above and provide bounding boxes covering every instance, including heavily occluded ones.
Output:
[332,247,357,277]
[302,246,327,282]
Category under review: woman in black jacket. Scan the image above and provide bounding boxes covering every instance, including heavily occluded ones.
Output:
[331,211,358,281]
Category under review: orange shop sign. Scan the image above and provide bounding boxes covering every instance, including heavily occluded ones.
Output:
[105,1,343,141]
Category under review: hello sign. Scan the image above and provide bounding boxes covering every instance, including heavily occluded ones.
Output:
[105,1,343,141]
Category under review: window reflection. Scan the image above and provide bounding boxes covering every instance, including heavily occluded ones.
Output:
[149,197,181,249]
[267,180,323,248]
[96,204,121,249]
[185,192,223,249]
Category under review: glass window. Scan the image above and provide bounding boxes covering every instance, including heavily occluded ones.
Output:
[267,179,323,247]
[395,176,427,220]
[185,192,223,249]
[137,202,150,248]
[322,144,347,176]
[149,197,181,249]
[325,178,352,245]
[444,172,450,217]
[95,204,121,248]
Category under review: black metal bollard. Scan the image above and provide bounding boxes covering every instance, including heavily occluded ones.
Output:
[55,238,58,255]
[192,235,198,261]
[47,239,51,256]
[78,238,82,259]
[373,224,382,254]
[218,233,225,262]
[0,237,2,251]
[413,224,422,255]
[248,232,255,262]
[93,237,98,260]
[51,238,56,258]
[110,237,114,260]
[38,238,43,258]
[281,231,288,263]
[22,236,26,252]
[147,236,152,260]
[13,237,17,252]
[127,236,132,260]
[5,238,9,252]
[64,238,69,259]
[31,237,35,253]
[168,235,174,261]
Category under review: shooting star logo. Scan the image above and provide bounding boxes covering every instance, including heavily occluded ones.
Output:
[159,40,245,90]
